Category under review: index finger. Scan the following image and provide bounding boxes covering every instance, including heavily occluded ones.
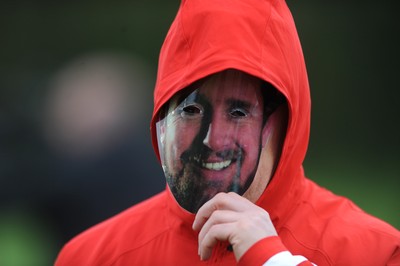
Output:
[192,192,248,231]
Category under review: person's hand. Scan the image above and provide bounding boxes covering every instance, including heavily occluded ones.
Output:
[192,192,278,261]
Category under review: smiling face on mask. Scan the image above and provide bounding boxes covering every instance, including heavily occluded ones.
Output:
[156,70,283,213]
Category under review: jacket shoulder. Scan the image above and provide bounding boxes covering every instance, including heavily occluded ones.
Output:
[55,191,169,266]
[283,179,400,265]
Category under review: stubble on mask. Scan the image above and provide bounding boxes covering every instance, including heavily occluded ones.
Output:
[166,162,224,213]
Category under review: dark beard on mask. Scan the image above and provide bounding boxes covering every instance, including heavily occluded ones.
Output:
[164,155,258,213]
[165,162,219,213]
[164,125,262,213]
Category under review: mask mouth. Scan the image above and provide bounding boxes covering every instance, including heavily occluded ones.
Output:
[181,148,242,172]
[198,158,233,171]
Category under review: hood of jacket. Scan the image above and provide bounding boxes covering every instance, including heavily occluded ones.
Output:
[150,0,311,226]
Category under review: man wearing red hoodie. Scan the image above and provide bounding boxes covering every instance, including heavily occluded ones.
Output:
[55,0,400,265]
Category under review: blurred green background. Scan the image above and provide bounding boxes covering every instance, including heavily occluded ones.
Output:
[0,0,398,265]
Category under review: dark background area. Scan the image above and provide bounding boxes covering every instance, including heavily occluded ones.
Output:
[0,1,398,265]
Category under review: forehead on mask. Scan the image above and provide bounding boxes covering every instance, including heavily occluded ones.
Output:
[156,69,286,213]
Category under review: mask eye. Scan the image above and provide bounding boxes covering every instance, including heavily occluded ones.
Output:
[230,108,247,118]
[179,104,203,118]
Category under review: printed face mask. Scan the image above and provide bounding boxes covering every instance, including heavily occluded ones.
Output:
[156,70,271,213]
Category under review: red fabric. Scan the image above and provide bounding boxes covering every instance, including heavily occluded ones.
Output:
[298,261,313,266]
[238,236,287,266]
[55,0,400,265]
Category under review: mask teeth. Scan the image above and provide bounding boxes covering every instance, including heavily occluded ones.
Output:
[201,160,232,171]
[190,153,236,170]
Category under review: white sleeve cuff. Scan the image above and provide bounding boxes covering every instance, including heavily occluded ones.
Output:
[262,251,315,266]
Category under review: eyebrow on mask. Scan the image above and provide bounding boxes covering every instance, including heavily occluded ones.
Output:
[186,93,211,110]
[225,99,253,110]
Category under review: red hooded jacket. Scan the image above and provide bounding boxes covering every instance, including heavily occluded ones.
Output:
[55,0,400,265]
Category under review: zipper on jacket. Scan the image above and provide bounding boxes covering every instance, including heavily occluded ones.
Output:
[207,241,233,264]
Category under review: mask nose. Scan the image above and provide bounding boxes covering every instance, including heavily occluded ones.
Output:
[202,121,230,151]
